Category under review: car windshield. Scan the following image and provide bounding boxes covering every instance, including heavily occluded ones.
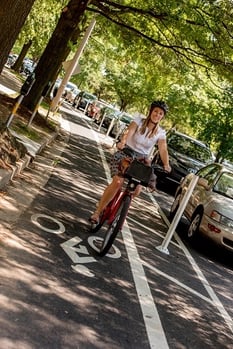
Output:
[120,114,133,124]
[66,82,77,90]
[168,134,212,163]
[83,93,96,100]
[96,101,109,108]
[104,107,121,118]
[213,172,233,199]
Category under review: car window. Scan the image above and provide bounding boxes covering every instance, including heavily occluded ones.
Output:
[204,168,218,185]
[197,164,218,178]
[120,114,133,124]
[73,88,80,95]
[214,172,233,199]
[66,82,77,90]
[103,107,120,118]
[196,164,219,185]
[167,134,212,162]
[83,92,96,100]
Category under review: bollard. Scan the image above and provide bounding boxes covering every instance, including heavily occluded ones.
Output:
[27,81,51,127]
[98,112,106,131]
[106,118,115,137]
[156,175,199,255]
[5,95,24,128]
[27,96,43,127]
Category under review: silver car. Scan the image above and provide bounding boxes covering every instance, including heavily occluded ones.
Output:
[170,163,233,252]
[111,112,134,138]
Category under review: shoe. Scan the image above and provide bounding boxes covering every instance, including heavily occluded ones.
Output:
[89,212,99,225]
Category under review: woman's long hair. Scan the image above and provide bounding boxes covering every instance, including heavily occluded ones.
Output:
[139,107,159,138]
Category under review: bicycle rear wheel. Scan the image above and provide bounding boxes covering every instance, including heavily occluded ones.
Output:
[99,195,131,256]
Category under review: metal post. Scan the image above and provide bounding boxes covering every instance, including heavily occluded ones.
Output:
[5,95,24,128]
[156,175,199,255]
[84,101,90,115]
[98,112,106,131]
[50,17,96,111]
[106,118,115,137]
[27,96,43,127]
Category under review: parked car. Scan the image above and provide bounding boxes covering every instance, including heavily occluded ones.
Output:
[170,163,233,252]
[97,106,121,130]
[72,91,97,111]
[5,53,18,68]
[50,79,79,102]
[152,130,215,190]
[20,58,36,76]
[110,112,134,138]
[63,82,80,104]
[86,100,110,120]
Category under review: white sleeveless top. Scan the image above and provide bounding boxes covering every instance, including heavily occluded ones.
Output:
[126,116,166,155]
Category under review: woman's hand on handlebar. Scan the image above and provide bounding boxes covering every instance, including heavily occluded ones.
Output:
[152,163,170,177]
[163,164,171,172]
[116,141,125,150]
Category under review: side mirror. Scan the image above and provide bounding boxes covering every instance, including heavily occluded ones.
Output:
[198,178,209,189]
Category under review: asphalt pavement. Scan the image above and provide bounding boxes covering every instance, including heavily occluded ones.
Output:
[0,102,232,349]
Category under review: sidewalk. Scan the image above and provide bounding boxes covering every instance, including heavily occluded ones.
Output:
[0,67,62,190]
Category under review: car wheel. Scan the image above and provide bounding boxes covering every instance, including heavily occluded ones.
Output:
[169,191,181,221]
[187,211,202,240]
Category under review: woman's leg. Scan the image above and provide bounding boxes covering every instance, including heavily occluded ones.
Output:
[91,175,124,222]
[132,184,142,198]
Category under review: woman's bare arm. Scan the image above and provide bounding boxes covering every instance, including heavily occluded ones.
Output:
[117,121,138,150]
[157,138,171,172]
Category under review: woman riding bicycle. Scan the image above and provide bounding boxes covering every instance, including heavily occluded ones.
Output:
[90,100,171,224]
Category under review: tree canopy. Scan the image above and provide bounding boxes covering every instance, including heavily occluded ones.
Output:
[1,0,232,160]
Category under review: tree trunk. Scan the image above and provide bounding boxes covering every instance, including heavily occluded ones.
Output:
[0,0,36,73]
[12,40,33,72]
[22,0,90,112]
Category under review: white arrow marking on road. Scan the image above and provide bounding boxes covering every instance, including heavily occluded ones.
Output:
[60,236,97,264]
[71,264,95,277]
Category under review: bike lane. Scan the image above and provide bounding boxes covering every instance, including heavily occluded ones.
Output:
[0,107,232,349]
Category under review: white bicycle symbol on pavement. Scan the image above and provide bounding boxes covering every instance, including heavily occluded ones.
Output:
[31,213,121,277]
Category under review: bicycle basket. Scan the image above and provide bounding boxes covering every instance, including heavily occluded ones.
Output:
[124,160,153,187]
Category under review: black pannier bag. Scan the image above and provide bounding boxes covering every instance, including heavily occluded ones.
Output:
[124,160,153,187]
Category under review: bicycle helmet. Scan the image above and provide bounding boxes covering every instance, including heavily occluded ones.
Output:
[150,100,169,114]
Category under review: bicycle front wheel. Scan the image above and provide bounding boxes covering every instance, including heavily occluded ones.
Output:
[99,195,131,256]
[90,213,105,234]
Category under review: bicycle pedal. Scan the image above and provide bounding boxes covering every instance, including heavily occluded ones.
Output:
[90,222,98,230]
[108,246,115,255]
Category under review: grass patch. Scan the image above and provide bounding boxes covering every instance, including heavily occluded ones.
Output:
[12,122,41,141]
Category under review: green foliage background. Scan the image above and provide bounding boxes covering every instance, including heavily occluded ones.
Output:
[11,0,233,161]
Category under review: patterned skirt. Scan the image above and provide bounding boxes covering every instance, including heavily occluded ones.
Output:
[110,146,147,177]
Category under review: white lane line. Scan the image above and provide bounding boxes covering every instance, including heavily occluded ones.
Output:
[91,129,169,349]
[122,223,169,349]
[142,259,213,304]
[128,215,182,250]
[127,215,213,303]
[149,193,233,333]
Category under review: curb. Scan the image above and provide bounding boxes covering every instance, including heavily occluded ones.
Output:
[0,129,60,191]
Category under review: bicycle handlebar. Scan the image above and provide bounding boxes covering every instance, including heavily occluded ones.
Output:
[122,147,169,178]
[151,163,170,178]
